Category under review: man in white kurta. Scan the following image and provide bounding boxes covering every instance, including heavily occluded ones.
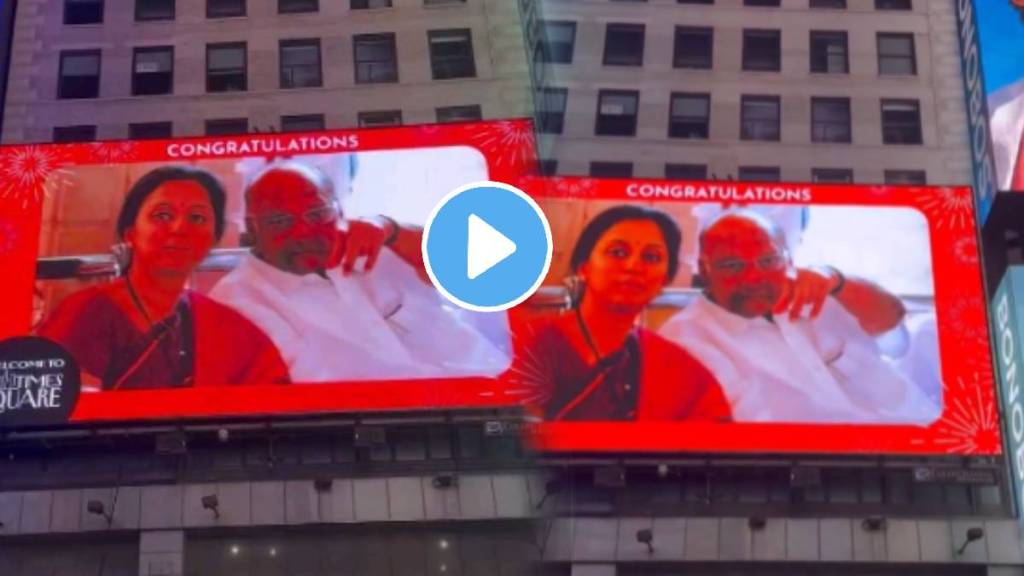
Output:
[209,162,509,381]
[659,210,938,424]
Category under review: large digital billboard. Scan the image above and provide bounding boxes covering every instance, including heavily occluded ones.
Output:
[514,176,1000,456]
[956,0,1024,221]
[0,120,537,427]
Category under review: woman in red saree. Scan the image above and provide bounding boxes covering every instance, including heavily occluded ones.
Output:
[38,166,290,391]
[514,205,730,422]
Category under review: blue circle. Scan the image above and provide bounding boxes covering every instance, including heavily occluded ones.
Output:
[423,182,552,312]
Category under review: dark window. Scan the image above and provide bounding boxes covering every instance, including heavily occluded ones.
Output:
[738,166,781,181]
[810,31,848,73]
[812,97,851,143]
[428,29,476,79]
[669,93,710,139]
[358,110,403,127]
[58,50,101,99]
[673,27,713,69]
[354,33,398,83]
[128,122,172,140]
[205,118,248,136]
[741,95,780,141]
[351,0,391,7]
[135,0,174,21]
[590,162,633,178]
[677,0,713,3]
[436,105,482,123]
[537,88,568,134]
[132,46,173,96]
[745,0,779,5]
[281,114,325,132]
[52,125,96,142]
[596,90,639,136]
[881,99,922,144]
[206,42,246,92]
[885,169,926,185]
[207,0,245,17]
[603,24,645,66]
[538,21,576,64]
[812,168,853,183]
[743,29,781,71]
[810,0,845,7]
[539,160,558,176]
[878,33,916,75]
[279,0,317,13]
[666,163,708,180]
[280,39,322,88]
[64,0,103,24]
[876,0,911,9]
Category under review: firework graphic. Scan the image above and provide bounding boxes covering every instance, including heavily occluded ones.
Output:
[930,372,1000,454]
[546,177,599,198]
[940,292,988,345]
[953,236,979,266]
[469,121,535,170]
[0,146,74,208]
[88,141,138,164]
[0,219,16,256]
[913,187,974,230]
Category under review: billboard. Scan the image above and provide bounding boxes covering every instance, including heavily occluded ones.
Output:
[956,0,1024,221]
[0,120,538,427]
[993,266,1024,528]
[515,177,1000,456]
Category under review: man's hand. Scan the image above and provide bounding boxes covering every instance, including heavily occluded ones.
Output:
[774,267,842,320]
[339,217,396,274]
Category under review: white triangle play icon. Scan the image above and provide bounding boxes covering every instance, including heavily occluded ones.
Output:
[467,213,517,280]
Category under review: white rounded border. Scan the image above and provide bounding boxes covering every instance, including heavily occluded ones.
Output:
[421,180,553,313]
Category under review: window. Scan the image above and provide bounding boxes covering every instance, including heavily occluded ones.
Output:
[881,99,922,144]
[358,110,403,127]
[135,0,173,21]
[538,21,576,64]
[206,43,246,92]
[537,88,568,134]
[674,27,713,69]
[876,0,911,9]
[810,0,845,7]
[207,0,245,17]
[128,122,172,139]
[812,97,851,143]
[596,90,639,136]
[738,166,781,181]
[280,39,321,88]
[279,0,317,13]
[885,169,926,185]
[877,33,916,75]
[436,105,482,123]
[590,162,633,178]
[812,168,853,183]
[677,0,713,3]
[669,93,710,139]
[280,114,325,132]
[428,29,476,79]
[351,0,391,7]
[741,95,780,141]
[64,0,103,24]
[52,125,96,142]
[58,50,101,99]
[743,30,781,71]
[353,34,398,84]
[810,31,848,74]
[603,24,645,66]
[205,118,248,136]
[666,164,708,180]
[538,160,558,176]
[132,46,173,96]
[745,0,779,5]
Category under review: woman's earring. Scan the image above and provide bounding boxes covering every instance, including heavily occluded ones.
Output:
[564,274,585,310]
[111,242,132,277]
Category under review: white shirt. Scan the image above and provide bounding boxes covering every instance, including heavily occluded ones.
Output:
[209,250,510,381]
[990,81,1024,191]
[659,295,938,424]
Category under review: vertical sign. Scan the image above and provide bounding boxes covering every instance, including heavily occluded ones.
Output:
[994,266,1024,527]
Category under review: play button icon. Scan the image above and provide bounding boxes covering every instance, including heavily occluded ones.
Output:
[423,181,552,312]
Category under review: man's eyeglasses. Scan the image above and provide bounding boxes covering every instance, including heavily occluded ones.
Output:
[710,253,787,277]
[256,204,339,234]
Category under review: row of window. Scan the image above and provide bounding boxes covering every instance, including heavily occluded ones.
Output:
[64,0,464,25]
[50,105,483,141]
[541,160,926,185]
[56,32,475,99]
[537,89,924,145]
[540,22,917,76]
[678,0,912,7]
